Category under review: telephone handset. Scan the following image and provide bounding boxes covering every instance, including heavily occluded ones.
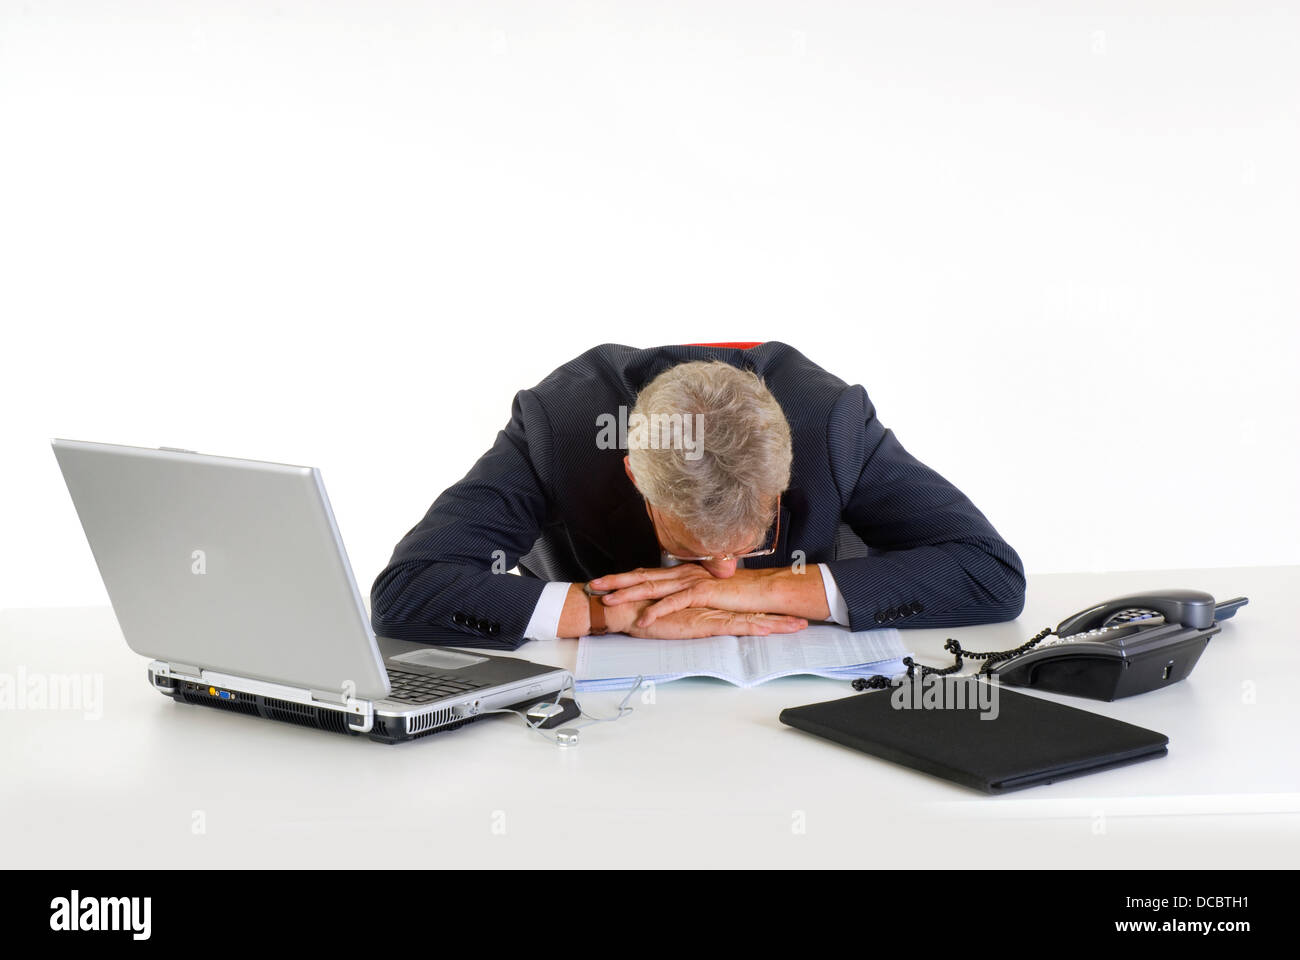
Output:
[989,590,1248,701]
[1055,589,1217,637]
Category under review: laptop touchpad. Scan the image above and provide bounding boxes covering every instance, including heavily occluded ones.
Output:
[391,648,489,671]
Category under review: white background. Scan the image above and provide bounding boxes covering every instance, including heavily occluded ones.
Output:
[2,2,1297,610]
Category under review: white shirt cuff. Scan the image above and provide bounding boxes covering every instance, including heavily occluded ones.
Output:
[522,581,573,642]
[818,563,850,626]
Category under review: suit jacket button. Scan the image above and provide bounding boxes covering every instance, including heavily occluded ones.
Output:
[911,601,923,614]
[488,622,500,635]
[875,612,886,624]
[452,612,467,626]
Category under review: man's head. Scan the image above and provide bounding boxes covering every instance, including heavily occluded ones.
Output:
[624,360,792,578]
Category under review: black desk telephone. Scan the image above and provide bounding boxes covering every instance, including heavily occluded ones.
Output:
[989,591,1248,700]
[857,590,1250,701]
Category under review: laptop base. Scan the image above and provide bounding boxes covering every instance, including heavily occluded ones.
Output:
[159,675,564,744]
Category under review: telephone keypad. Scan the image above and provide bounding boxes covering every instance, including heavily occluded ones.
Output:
[1046,622,1148,647]
[1101,607,1163,628]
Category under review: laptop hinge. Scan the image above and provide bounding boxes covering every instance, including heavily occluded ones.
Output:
[310,687,348,706]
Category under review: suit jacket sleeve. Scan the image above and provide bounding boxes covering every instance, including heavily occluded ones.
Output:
[370,389,555,650]
[822,385,1026,630]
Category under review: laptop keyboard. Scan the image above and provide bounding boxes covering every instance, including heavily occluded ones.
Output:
[386,669,491,704]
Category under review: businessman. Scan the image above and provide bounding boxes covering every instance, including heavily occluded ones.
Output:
[371,342,1025,648]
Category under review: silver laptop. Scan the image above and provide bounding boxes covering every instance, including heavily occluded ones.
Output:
[52,438,571,743]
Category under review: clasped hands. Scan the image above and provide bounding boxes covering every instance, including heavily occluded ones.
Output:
[586,563,827,639]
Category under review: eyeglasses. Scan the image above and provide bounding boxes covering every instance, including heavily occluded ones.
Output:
[646,494,782,563]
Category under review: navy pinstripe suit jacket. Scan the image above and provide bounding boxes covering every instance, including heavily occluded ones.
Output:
[371,342,1025,649]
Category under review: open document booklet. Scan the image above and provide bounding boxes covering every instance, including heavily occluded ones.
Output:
[575,624,910,691]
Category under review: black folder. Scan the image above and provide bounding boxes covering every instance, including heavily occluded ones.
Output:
[779,681,1169,793]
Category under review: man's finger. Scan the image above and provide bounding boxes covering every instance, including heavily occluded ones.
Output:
[727,612,807,634]
[636,589,697,626]
[756,615,809,633]
[589,565,702,591]
[602,577,695,606]
[718,618,775,636]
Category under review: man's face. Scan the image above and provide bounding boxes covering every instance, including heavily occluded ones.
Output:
[624,455,771,578]
[647,503,768,580]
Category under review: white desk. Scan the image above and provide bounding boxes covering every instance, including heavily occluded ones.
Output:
[3,567,1297,868]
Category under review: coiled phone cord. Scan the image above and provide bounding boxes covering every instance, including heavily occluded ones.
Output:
[851,626,1055,691]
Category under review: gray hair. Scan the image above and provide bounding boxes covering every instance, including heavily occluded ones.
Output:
[627,360,792,547]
